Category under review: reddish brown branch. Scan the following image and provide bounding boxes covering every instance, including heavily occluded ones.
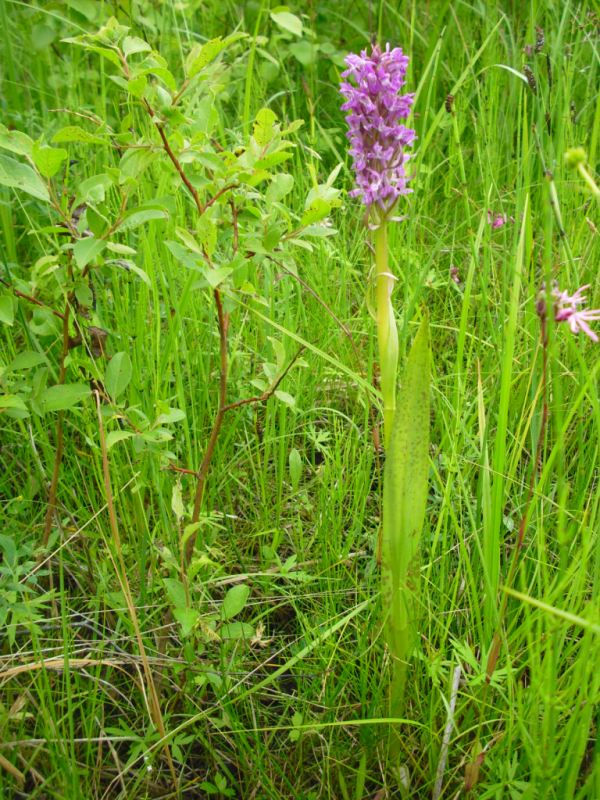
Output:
[223,347,304,413]
[186,289,229,564]
[0,279,65,319]
[41,297,71,547]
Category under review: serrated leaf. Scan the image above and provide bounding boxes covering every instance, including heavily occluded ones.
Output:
[270,10,303,37]
[41,383,90,413]
[105,351,132,400]
[73,237,106,269]
[222,584,250,620]
[381,316,430,713]
[0,154,49,202]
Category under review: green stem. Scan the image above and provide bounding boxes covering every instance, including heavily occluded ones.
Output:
[374,221,398,448]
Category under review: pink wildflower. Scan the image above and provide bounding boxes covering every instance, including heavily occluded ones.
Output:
[552,284,600,342]
[487,211,509,229]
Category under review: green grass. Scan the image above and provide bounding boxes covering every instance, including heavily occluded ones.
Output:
[0,0,599,798]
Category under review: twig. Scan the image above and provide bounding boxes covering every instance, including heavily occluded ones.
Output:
[186,290,229,564]
[41,287,72,548]
[223,346,304,413]
[0,278,64,319]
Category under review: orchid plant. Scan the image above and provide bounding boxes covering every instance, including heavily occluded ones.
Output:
[340,44,429,733]
[340,44,416,446]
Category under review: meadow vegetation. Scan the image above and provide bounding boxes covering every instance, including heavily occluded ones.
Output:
[0,1,599,798]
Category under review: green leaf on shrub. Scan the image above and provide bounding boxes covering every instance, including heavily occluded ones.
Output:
[116,205,169,231]
[0,154,49,202]
[73,237,106,269]
[222,584,250,619]
[105,352,132,400]
[32,143,68,178]
[185,33,246,78]
[41,383,91,413]
[0,124,34,157]
[270,9,303,37]
[0,294,15,325]
[106,430,135,450]
[52,126,107,146]
[253,108,277,147]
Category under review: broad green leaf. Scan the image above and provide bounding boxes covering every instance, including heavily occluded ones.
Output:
[289,41,318,66]
[126,74,147,99]
[381,315,430,714]
[171,481,185,520]
[222,584,250,620]
[164,578,186,608]
[32,143,68,179]
[73,237,106,269]
[0,124,34,157]
[274,390,296,408]
[219,621,254,640]
[106,430,135,450]
[116,205,169,232]
[155,407,186,425]
[253,108,277,147]
[52,125,107,145]
[270,9,303,37]
[300,198,330,227]
[75,173,113,205]
[41,383,90,413]
[7,351,46,371]
[122,35,151,58]
[0,154,49,202]
[0,394,28,411]
[0,294,15,325]
[105,351,132,400]
[185,32,247,78]
[289,448,302,491]
[175,226,203,255]
[173,607,200,637]
[266,173,294,204]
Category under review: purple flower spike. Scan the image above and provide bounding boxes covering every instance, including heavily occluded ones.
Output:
[340,43,416,212]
